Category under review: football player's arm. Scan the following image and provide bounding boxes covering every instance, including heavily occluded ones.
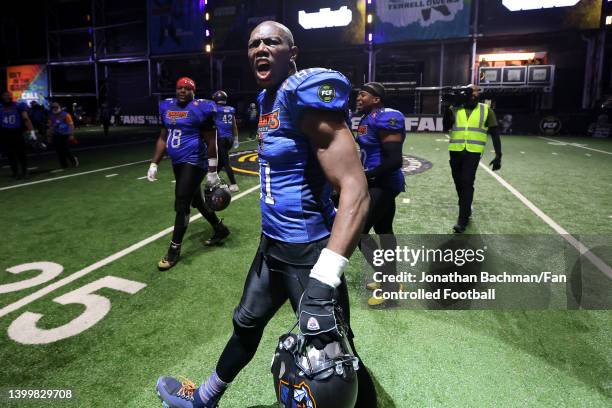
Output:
[151,128,167,165]
[301,109,370,286]
[364,130,403,184]
[487,110,502,170]
[202,127,221,185]
[20,110,34,132]
[443,107,454,133]
[65,114,75,138]
[232,116,238,138]
[46,118,53,142]
[148,128,167,181]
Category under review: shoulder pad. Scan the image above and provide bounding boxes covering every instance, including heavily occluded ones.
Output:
[375,109,405,131]
[292,69,350,111]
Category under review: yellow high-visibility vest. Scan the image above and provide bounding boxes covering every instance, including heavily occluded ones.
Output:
[449,103,489,153]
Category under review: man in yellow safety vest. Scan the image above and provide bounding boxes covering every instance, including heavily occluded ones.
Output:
[443,84,502,233]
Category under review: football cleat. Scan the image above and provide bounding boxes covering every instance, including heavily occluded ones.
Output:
[204,221,230,246]
[157,376,198,408]
[367,283,404,308]
[158,244,181,271]
[366,282,380,291]
[229,184,239,193]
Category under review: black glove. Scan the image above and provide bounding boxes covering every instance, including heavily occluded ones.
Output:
[298,278,340,350]
[489,154,502,171]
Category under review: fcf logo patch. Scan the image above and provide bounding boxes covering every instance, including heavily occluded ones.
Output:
[317,84,336,103]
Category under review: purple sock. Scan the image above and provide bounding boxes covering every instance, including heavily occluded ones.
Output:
[194,371,228,407]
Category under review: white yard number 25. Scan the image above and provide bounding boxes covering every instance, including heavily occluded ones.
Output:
[1,262,146,345]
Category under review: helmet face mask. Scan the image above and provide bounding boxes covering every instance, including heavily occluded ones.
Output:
[271,326,359,408]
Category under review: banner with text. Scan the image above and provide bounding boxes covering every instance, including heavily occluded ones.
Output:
[374,0,472,43]
[6,65,48,107]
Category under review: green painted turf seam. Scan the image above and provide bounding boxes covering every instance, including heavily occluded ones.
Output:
[0,184,261,319]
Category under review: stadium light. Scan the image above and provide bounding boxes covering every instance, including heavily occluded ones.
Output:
[478,52,536,62]
[206,29,210,37]
[298,6,352,29]
[502,0,580,11]
[205,12,210,21]
[368,33,373,42]
[607,15,612,25]
[205,44,212,53]
[367,14,372,23]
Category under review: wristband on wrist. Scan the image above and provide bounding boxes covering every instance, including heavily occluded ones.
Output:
[208,158,218,167]
[309,248,349,288]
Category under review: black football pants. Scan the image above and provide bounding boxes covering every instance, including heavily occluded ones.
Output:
[170,162,219,244]
[52,134,77,168]
[449,150,481,224]
[0,129,27,177]
[215,235,378,407]
[360,187,400,292]
[217,137,236,185]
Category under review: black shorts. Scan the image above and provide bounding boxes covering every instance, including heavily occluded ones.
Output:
[232,234,352,332]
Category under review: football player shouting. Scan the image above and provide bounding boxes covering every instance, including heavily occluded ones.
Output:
[156,22,378,407]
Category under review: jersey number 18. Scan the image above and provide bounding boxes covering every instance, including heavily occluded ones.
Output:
[168,129,182,148]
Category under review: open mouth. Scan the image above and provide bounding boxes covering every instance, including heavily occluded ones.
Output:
[256,59,271,80]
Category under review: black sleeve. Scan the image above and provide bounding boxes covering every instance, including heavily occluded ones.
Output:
[365,141,403,182]
[443,107,454,132]
[489,126,502,156]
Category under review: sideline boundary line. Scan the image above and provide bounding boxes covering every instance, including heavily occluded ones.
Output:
[442,134,611,278]
[0,184,261,318]
[0,140,259,192]
[538,136,612,155]
[479,163,612,279]
[0,160,151,191]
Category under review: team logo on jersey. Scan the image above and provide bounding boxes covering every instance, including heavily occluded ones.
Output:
[166,110,189,125]
[388,117,398,127]
[258,110,280,133]
[279,380,316,408]
[317,84,336,103]
[357,125,368,135]
[402,155,433,176]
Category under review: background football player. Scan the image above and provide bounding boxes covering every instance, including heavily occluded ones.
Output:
[156,21,377,407]
[211,90,239,192]
[147,77,229,271]
[355,82,406,307]
[0,91,37,179]
[47,102,79,169]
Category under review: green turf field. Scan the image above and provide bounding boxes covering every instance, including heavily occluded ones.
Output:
[0,127,610,407]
